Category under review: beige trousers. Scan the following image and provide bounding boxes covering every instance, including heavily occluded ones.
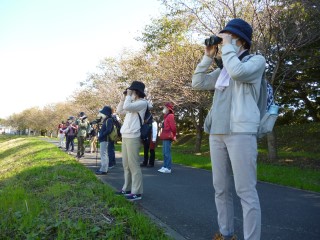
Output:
[210,134,261,240]
[121,137,143,194]
[90,136,97,153]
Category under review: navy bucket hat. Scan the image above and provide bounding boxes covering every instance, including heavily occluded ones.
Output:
[99,106,112,117]
[220,18,253,47]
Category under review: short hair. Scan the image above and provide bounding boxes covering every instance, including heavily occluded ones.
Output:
[240,38,250,50]
[135,90,145,98]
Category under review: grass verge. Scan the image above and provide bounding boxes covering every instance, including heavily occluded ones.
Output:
[0,136,170,239]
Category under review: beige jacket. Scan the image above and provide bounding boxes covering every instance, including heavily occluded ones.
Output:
[116,96,148,138]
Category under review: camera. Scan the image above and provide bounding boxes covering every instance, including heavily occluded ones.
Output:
[91,117,102,125]
[204,35,222,46]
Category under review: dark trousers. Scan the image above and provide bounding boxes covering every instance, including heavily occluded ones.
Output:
[143,139,155,166]
[66,135,75,151]
[108,141,116,166]
[77,136,85,156]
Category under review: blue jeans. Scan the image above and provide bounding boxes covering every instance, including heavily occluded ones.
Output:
[108,141,115,166]
[99,141,109,172]
[162,140,172,169]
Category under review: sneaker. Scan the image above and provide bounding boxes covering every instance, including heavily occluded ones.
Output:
[126,194,142,201]
[115,190,131,195]
[95,170,107,175]
[162,168,171,173]
[158,167,165,172]
[213,233,237,240]
[108,165,115,169]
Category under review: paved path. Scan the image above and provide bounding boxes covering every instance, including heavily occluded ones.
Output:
[48,139,320,240]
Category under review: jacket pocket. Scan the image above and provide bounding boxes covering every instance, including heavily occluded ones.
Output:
[204,107,214,133]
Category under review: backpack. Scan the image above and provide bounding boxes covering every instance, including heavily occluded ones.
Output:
[137,105,153,142]
[86,121,91,135]
[257,69,279,138]
[257,76,279,138]
[108,123,119,142]
[112,115,122,139]
[241,54,279,138]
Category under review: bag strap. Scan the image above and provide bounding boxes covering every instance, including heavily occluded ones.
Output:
[137,112,143,127]
[137,102,149,127]
[238,50,250,61]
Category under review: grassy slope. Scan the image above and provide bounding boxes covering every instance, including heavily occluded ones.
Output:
[0,137,170,239]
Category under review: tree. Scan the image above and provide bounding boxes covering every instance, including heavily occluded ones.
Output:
[74,57,125,120]
[137,15,215,152]
[159,0,320,160]
[252,0,320,160]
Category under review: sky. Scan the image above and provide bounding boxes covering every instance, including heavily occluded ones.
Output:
[0,0,162,119]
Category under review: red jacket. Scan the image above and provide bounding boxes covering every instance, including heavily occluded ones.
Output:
[163,113,177,138]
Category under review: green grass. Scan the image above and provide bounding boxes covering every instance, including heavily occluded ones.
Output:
[0,136,170,239]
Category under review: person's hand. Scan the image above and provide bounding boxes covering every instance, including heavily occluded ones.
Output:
[126,89,132,96]
[205,45,218,58]
[172,136,177,142]
[217,33,232,46]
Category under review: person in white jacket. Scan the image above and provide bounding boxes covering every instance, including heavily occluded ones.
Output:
[116,81,148,201]
[192,19,266,240]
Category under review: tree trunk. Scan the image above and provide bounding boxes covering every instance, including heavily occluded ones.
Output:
[194,127,203,153]
[267,131,278,162]
[191,106,205,153]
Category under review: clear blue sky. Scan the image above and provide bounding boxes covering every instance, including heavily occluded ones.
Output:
[0,0,162,118]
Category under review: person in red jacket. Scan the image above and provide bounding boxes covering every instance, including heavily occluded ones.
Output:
[158,102,177,174]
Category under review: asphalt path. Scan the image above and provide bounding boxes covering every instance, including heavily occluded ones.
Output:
[48,139,320,240]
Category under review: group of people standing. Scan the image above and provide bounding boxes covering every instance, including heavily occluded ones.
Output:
[58,17,266,240]
[56,81,177,202]
[57,111,117,171]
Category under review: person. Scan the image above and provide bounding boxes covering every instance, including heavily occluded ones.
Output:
[192,18,266,240]
[141,117,158,168]
[89,123,98,154]
[158,103,177,174]
[65,116,77,154]
[116,80,148,201]
[57,121,66,148]
[76,112,89,159]
[108,112,119,169]
[95,106,114,175]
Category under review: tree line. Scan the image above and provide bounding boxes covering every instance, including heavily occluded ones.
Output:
[1,0,319,161]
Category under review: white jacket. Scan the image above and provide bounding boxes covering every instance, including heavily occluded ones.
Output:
[192,44,266,134]
[116,96,148,138]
